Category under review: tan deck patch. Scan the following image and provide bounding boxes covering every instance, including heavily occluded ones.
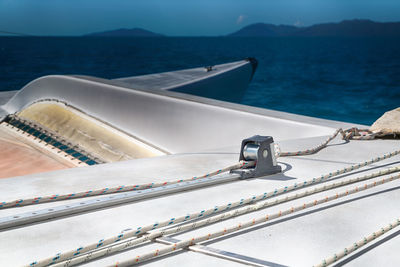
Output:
[0,125,70,178]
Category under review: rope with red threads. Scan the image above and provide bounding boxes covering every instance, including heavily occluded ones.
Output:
[0,160,254,209]
[277,128,379,157]
[1,128,379,209]
[39,164,400,267]
[108,171,400,266]
[314,217,400,267]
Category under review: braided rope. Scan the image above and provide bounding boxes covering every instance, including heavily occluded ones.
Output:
[28,150,400,267]
[0,161,253,209]
[109,172,400,266]
[49,167,400,267]
[2,128,379,209]
[314,218,400,267]
[23,128,393,266]
[278,128,376,157]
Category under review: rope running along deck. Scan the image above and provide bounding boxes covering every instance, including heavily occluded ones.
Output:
[0,128,389,209]
[314,218,400,267]
[45,167,400,267]
[108,172,400,266]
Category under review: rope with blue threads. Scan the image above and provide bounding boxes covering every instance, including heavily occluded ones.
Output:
[1,128,381,209]
[107,172,400,266]
[32,162,400,267]
[0,160,253,209]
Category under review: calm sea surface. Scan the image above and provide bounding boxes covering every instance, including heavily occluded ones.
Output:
[1,37,399,125]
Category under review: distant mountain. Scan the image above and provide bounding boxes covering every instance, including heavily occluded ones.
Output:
[228,20,400,37]
[85,28,164,37]
[295,19,400,37]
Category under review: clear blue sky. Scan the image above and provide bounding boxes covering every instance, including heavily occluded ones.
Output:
[1,0,400,36]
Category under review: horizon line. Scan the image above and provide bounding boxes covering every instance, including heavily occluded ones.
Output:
[1,18,400,37]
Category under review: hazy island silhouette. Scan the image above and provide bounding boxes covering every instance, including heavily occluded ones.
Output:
[84,19,400,37]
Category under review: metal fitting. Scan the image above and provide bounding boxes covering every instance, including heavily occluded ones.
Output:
[232,135,281,179]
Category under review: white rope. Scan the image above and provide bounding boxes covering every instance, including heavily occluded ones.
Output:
[28,149,400,267]
[109,172,400,266]
[2,128,381,209]
[21,131,398,266]
[314,218,400,267]
[0,161,253,209]
[277,128,377,157]
[51,167,400,267]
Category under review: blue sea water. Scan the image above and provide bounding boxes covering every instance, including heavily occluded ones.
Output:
[1,36,399,125]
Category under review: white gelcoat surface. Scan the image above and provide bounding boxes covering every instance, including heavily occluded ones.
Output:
[0,137,399,266]
[0,75,398,266]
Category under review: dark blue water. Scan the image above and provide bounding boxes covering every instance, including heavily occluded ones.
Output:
[1,37,399,125]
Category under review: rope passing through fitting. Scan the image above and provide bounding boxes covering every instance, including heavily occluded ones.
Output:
[48,167,400,267]
[30,150,400,267]
[1,127,379,209]
[0,161,254,209]
[22,128,396,267]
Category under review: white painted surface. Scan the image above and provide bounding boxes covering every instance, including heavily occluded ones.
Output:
[0,137,399,266]
[0,73,397,266]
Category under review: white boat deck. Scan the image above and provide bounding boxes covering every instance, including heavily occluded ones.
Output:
[114,60,252,90]
[1,133,399,266]
[0,75,399,267]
